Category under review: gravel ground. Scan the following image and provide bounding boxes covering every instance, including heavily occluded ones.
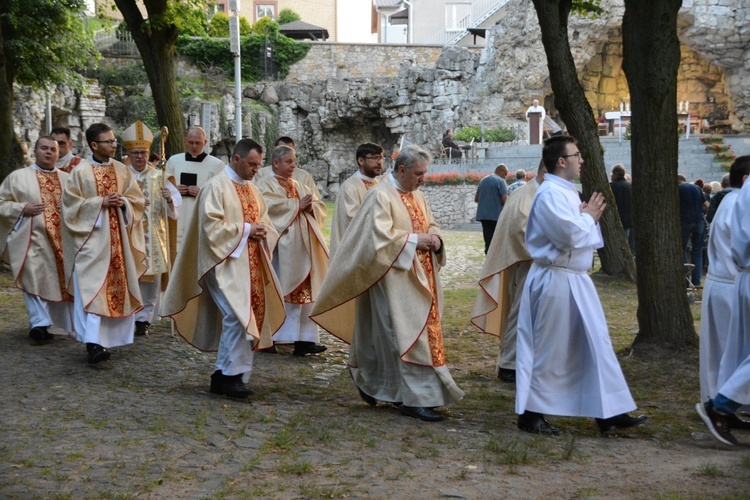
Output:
[1,232,749,499]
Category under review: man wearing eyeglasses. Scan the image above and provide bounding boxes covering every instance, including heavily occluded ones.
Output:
[329,143,383,258]
[514,135,646,436]
[62,123,147,364]
[122,121,181,337]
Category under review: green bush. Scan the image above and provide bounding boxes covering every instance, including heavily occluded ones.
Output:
[208,12,252,37]
[97,64,149,86]
[177,32,310,82]
[251,16,278,36]
[454,125,515,143]
[278,8,301,25]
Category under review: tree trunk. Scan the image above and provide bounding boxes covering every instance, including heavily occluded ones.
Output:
[532,0,635,280]
[0,23,24,182]
[114,0,186,156]
[622,0,697,348]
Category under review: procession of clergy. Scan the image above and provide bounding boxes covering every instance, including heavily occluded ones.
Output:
[3,121,749,443]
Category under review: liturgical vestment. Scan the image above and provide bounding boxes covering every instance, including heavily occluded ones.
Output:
[0,165,74,333]
[516,173,636,419]
[329,171,378,259]
[161,168,286,378]
[311,176,464,408]
[62,159,147,348]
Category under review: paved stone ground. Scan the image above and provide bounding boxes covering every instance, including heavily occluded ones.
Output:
[1,232,749,498]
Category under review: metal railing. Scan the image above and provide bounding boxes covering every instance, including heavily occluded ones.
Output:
[426,0,509,46]
[94,28,140,57]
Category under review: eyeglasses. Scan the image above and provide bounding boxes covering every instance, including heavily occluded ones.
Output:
[365,155,384,161]
[129,151,149,157]
[561,152,582,159]
[95,139,118,146]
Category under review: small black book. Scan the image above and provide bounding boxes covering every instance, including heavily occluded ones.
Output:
[180,172,198,186]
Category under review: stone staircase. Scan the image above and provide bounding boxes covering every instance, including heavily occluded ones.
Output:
[432,135,750,184]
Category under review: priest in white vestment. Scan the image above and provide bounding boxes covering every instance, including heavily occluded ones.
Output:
[165,126,223,249]
[255,145,329,356]
[696,156,750,446]
[123,121,181,336]
[253,136,322,207]
[329,142,383,258]
[312,145,464,422]
[516,136,646,436]
[51,127,83,173]
[0,137,74,341]
[471,164,545,384]
[161,139,285,398]
[525,99,546,144]
[62,123,147,364]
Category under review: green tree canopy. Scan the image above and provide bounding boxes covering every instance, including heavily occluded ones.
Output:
[208,11,252,38]
[278,8,301,25]
[169,1,208,36]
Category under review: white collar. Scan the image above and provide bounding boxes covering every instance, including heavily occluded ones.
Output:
[356,170,376,182]
[225,164,246,185]
[31,163,57,173]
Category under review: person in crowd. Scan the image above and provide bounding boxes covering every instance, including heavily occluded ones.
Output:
[474,164,509,254]
[679,174,709,286]
[51,127,82,173]
[311,145,464,422]
[610,164,634,256]
[707,174,731,223]
[442,129,462,159]
[254,137,322,200]
[507,169,527,195]
[526,99,546,142]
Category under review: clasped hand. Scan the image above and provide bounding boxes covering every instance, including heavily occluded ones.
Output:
[416,233,441,252]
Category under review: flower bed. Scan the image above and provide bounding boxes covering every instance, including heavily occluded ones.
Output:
[701,136,735,170]
[423,172,487,186]
[700,135,724,144]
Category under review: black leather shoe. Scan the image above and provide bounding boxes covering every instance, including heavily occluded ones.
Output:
[29,326,51,343]
[259,344,278,354]
[518,411,560,436]
[210,370,224,395]
[134,321,150,336]
[292,341,327,356]
[400,406,445,422]
[729,412,750,430]
[596,413,648,435]
[498,368,516,383]
[87,343,111,364]
[357,387,377,406]
[221,374,254,399]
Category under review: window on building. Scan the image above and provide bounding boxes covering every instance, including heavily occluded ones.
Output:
[446,3,471,32]
[256,4,275,20]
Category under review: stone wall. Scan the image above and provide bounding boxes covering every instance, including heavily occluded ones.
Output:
[421,184,478,229]
[284,43,445,82]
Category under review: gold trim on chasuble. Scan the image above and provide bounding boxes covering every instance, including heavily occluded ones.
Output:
[233,182,266,332]
[362,179,378,190]
[277,176,313,304]
[398,191,446,367]
[137,170,169,278]
[36,170,73,301]
[93,165,128,317]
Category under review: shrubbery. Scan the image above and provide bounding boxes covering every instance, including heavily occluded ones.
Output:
[454,125,516,143]
[97,64,149,86]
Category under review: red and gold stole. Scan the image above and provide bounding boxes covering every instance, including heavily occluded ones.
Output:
[362,178,378,190]
[232,182,266,332]
[398,190,446,367]
[276,176,312,304]
[93,164,128,317]
[36,170,73,302]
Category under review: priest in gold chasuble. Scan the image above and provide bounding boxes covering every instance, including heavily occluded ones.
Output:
[62,123,147,364]
[311,145,464,422]
[255,145,329,357]
[329,142,383,259]
[122,121,181,337]
[161,139,285,399]
[0,137,74,342]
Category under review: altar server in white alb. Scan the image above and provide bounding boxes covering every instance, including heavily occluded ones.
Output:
[515,135,646,436]
[122,121,181,337]
[0,137,74,342]
[696,155,750,446]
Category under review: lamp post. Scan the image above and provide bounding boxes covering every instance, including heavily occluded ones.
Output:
[229,0,242,143]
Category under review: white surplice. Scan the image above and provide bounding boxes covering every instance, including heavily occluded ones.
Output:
[699,189,738,402]
[716,178,750,404]
[516,174,636,418]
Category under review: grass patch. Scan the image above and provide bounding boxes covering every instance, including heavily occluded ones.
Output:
[698,462,727,478]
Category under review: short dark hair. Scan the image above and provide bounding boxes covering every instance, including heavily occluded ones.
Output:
[85,123,113,149]
[233,138,264,159]
[729,155,750,188]
[356,142,383,162]
[542,135,576,174]
[275,136,295,148]
[149,152,160,163]
[34,136,57,150]
[611,164,626,178]
[50,127,71,139]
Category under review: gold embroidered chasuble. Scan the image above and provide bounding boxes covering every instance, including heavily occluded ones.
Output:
[311,180,448,367]
[161,171,285,351]
[254,174,329,302]
[0,167,72,301]
[471,180,538,337]
[61,160,147,318]
[134,165,177,284]
[330,174,379,259]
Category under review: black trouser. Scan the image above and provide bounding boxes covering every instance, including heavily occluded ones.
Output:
[480,220,497,255]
